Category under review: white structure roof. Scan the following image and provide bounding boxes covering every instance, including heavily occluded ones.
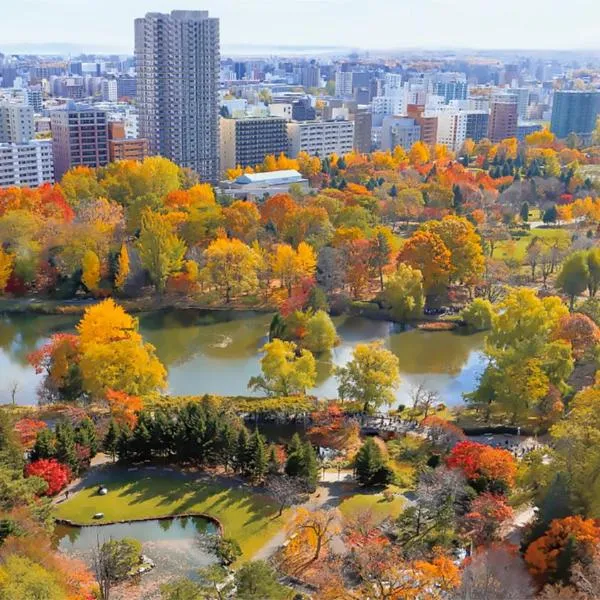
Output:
[236,169,303,185]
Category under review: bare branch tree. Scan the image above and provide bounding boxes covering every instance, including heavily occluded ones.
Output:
[265,475,310,517]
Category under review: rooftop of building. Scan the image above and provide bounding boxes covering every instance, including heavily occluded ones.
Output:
[235,170,303,184]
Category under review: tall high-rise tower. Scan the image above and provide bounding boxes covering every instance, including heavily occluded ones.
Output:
[135,10,220,182]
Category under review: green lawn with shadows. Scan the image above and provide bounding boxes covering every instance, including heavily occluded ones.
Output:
[338,488,405,522]
[54,474,284,558]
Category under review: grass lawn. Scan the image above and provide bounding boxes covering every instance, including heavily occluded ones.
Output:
[494,227,569,261]
[53,474,284,559]
[338,487,405,522]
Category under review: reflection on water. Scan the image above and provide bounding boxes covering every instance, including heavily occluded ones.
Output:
[54,517,219,581]
[0,310,487,407]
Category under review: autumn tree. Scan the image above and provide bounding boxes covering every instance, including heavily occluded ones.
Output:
[248,339,316,396]
[137,209,186,293]
[266,474,309,517]
[281,508,341,571]
[553,313,600,360]
[223,200,261,243]
[272,242,317,296]
[77,299,166,398]
[24,459,70,496]
[525,516,600,585]
[381,263,425,323]
[464,492,514,545]
[557,252,590,310]
[336,341,400,412]
[303,310,337,354]
[0,247,14,293]
[409,140,430,165]
[81,249,101,292]
[462,298,495,331]
[457,544,535,600]
[468,288,572,421]
[114,244,129,291]
[422,215,485,284]
[398,230,451,292]
[203,237,259,302]
[446,440,516,493]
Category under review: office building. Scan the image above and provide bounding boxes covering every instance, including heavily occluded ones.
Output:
[220,116,288,171]
[0,140,54,188]
[381,116,421,151]
[108,121,148,162]
[101,79,118,102]
[350,108,372,153]
[292,98,316,121]
[488,95,518,142]
[550,90,600,143]
[407,104,438,147]
[433,79,468,103]
[135,10,220,181]
[50,104,108,179]
[0,103,35,144]
[301,63,320,89]
[287,119,354,158]
[25,89,43,113]
[465,111,489,142]
[116,75,136,99]
[335,70,353,98]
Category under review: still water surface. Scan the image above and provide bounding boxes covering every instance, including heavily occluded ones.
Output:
[0,310,487,407]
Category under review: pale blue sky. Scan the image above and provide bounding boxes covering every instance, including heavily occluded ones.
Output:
[1,0,599,54]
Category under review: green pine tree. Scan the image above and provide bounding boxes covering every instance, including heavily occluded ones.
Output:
[301,441,319,490]
[234,427,251,475]
[55,422,78,473]
[103,419,120,462]
[31,428,55,461]
[248,430,268,483]
[354,437,393,487]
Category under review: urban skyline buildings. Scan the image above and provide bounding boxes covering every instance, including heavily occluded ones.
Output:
[135,10,220,182]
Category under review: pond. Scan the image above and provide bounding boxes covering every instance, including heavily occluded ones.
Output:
[0,310,487,407]
[55,516,219,584]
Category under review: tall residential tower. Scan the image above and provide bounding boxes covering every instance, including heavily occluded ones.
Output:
[135,10,220,181]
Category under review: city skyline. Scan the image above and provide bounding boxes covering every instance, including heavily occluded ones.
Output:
[1,0,600,55]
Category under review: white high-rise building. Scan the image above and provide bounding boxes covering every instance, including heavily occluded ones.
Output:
[135,10,220,182]
[0,103,54,188]
[101,79,118,102]
[335,71,353,98]
[287,119,355,158]
[0,140,54,188]
[0,103,35,144]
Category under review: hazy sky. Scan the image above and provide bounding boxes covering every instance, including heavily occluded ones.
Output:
[1,0,599,54]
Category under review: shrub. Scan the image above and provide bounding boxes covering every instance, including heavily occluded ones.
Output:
[24,458,70,496]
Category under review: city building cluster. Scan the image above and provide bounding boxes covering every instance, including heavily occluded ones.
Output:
[1,9,600,190]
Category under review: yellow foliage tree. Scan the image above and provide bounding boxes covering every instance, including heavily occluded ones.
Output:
[203,237,259,302]
[0,247,14,293]
[76,299,166,398]
[81,249,100,292]
[408,141,430,165]
[115,244,130,291]
[271,242,316,295]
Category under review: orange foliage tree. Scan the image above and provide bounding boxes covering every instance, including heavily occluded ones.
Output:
[14,418,47,449]
[398,230,451,292]
[445,440,517,492]
[464,492,514,545]
[553,313,600,360]
[105,389,143,428]
[307,404,360,453]
[525,516,600,584]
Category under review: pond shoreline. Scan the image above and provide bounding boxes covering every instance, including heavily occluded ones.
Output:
[55,512,223,534]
